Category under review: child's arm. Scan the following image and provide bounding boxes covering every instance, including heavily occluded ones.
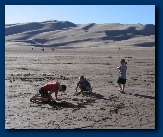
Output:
[75,85,79,92]
[54,91,62,101]
[48,91,55,101]
[75,82,79,92]
[48,90,61,101]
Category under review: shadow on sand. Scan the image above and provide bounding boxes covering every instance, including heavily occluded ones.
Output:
[76,91,108,100]
[34,100,86,110]
[125,91,155,100]
[133,93,155,100]
[32,91,107,110]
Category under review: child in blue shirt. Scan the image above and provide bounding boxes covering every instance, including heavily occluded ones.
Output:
[75,76,92,93]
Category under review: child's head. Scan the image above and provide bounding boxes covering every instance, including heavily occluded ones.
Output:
[79,76,85,82]
[59,85,67,92]
[120,59,127,65]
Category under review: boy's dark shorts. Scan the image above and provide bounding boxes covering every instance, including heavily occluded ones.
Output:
[81,85,91,91]
[117,78,126,84]
[39,87,48,98]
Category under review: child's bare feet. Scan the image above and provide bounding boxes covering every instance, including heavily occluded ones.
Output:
[30,98,33,102]
[118,88,122,91]
[30,98,36,102]
[120,90,125,93]
[74,92,81,96]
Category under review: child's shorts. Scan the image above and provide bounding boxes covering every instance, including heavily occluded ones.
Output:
[39,87,48,98]
[82,87,87,91]
[117,77,126,84]
[81,85,91,91]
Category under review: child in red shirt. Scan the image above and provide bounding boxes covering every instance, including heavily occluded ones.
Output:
[30,82,67,102]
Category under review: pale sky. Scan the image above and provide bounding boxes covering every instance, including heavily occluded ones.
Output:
[5,5,155,24]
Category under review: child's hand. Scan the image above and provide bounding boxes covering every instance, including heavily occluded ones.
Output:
[117,65,122,69]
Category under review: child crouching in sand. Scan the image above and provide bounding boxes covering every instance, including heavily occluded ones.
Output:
[117,59,127,93]
[30,81,67,102]
[75,76,92,93]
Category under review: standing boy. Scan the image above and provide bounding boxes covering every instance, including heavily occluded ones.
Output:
[117,59,127,93]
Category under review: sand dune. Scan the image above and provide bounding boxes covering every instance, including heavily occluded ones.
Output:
[5,22,44,36]
[42,21,76,30]
[5,20,155,48]
[76,23,96,30]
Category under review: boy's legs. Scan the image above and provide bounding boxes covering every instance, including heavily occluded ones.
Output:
[30,94,40,102]
[86,87,92,92]
[78,85,92,93]
[30,94,48,102]
[121,84,125,92]
[120,79,126,92]
[118,83,122,91]
[34,96,48,102]
[117,78,122,91]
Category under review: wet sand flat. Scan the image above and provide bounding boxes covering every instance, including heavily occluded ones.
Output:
[5,46,155,129]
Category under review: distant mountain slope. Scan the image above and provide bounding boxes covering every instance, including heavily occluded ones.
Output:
[5,20,155,48]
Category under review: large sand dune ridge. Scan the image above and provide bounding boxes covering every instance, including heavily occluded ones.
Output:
[5,20,155,48]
